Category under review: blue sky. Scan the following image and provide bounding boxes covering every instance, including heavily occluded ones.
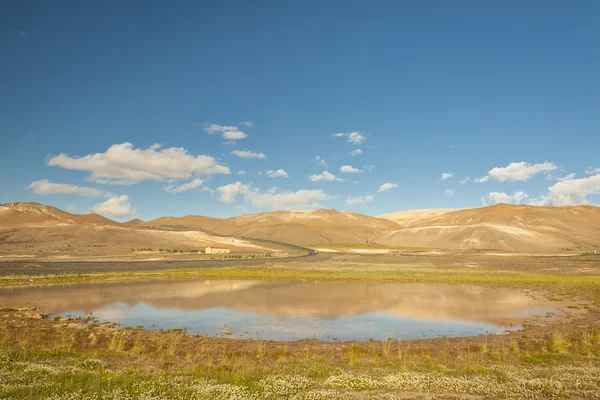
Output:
[1,0,599,220]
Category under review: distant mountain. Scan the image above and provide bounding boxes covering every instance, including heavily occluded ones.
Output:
[377,203,600,251]
[123,218,145,226]
[141,208,403,245]
[3,202,599,251]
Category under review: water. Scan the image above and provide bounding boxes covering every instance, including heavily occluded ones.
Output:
[0,280,558,341]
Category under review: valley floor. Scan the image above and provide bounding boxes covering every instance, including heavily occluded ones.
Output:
[1,252,600,399]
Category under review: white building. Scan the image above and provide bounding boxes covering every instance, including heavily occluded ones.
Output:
[205,246,230,254]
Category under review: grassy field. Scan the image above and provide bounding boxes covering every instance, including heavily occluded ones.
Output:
[1,253,600,399]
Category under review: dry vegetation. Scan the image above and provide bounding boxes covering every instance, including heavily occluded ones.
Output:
[1,253,600,399]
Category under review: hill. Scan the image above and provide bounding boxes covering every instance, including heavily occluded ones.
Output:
[142,209,403,245]
[378,208,461,227]
[0,202,276,258]
[0,202,121,227]
[376,203,600,251]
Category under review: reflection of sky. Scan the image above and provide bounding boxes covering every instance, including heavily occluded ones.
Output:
[53,303,508,341]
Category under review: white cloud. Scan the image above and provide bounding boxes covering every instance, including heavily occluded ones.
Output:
[203,123,247,141]
[346,195,374,205]
[528,174,600,206]
[546,173,576,182]
[266,169,289,178]
[91,195,133,218]
[378,183,397,192]
[67,205,76,212]
[474,176,490,183]
[231,150,266,159]
[222,130,247,140]
[315,156,327,168]
[459,177,470,184]
[309,171,343,182]
[238,170,247,176]
[239,121,254,127]
[445,189,455,196]
[217,182,251,203]
[340,165,362,174]
[480,197,488,207]
[363,165,375,172]
[487,192,511,204]
[48,143,230,184]
[440,172,453,182]
[348,149,362,156]
[585,167,600,175]
[512,191,529,204]
[217,182,329,209]
[28,179,112,198]
[348,132,365,145]
[162,178,206,194]
[477,161,557,183]
[487,191,529,204]
[333,132,366,145]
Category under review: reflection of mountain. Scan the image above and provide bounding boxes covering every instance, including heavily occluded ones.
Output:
[1,280,552,325]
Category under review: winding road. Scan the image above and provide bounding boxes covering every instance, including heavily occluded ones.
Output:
[0,238,330,276]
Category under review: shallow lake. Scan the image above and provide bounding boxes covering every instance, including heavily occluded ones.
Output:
[0,280,559,341]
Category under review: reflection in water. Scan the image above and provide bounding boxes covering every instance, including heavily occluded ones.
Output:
[0,280,558,341]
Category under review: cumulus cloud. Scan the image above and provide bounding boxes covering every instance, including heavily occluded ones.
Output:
[217,182,251,203]
[487,191,529,204]
[238,170,247,176]
[28,179,112,197]
[162,178,207,194]
[475,161,557,183]
[309,171,343,182]
[47,143,230,184]
[445,189,455,197]
[217,182,329,209]
[440,172,453,182]
[266,169,289,178]
[231,150,266,159]
[348,149,362,156]
[91,195,133,218]
[378,183,397,192]
[363,165,375,172]
[315,156,327,168]
[239,121,254,127]
[546,173,576,182]
[585,167,600,175]
[528,174,600,206]
[340,165,362,174]
[203,123,247,141]
[346,195,374,205]
[459,177,470,184]
[333,132,366,145]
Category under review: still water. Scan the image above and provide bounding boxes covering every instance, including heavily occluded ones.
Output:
[0,280,558,341]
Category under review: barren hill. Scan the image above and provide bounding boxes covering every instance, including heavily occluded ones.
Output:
[0,202,121,227]
[378,208,461,227]
[142,209,403,245]
[0,202,276,258]
[377,204,600,251]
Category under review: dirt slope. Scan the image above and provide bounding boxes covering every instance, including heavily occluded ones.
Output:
[0,202,122,227]
[143,209,403,245]
[377,204,600,251]
[378,208,461,227]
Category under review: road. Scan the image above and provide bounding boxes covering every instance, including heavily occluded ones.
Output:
[0,249,331,276]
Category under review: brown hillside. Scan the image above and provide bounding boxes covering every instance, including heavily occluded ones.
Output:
[143,209,403,245]
[376,204,600,251]
[0,202,122,227]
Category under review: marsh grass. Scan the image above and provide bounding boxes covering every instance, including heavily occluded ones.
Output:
[1,318,600,398]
